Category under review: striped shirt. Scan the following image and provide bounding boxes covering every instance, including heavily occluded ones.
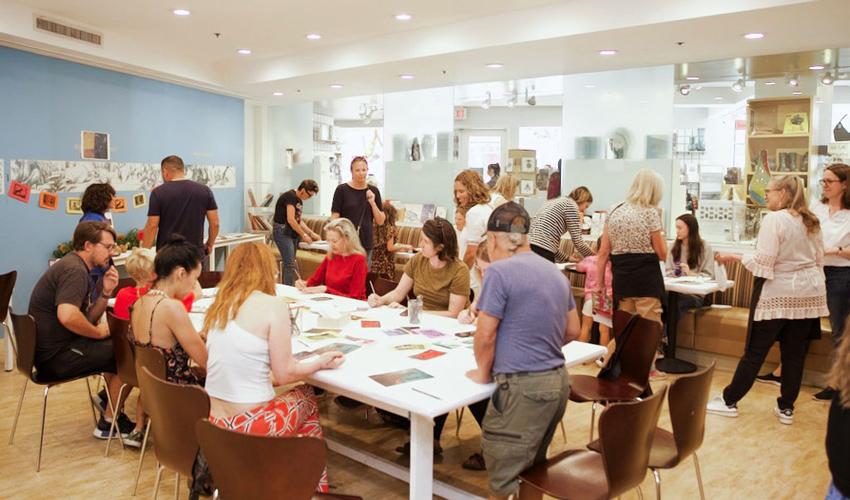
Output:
[529,197,593,262]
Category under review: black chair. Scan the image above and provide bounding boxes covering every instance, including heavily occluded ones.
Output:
[8,313,107,471]
[0,271,17,370]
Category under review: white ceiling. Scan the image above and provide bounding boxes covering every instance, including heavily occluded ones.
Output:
[2,0,850,103]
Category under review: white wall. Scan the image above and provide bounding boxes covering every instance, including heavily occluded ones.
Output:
[457,106,561,149]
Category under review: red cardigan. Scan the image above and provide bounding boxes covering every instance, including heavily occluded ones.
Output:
[306,253,367,300]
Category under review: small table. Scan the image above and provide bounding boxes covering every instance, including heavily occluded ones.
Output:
[656,277,734,374]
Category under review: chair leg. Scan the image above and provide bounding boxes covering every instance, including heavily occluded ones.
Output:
[84,376,98,427]
[589,402,598,441]
[36,386,50,472]
[693,453,706,500]
[653,469,662,500]
[174,473,179,500]
[637,486,644,500]
[559,420,567,443]
[133,419,152,496]
[9,378,27,444]
[105,384,127,457]
[153,463,164,500]
[455,407,465,436]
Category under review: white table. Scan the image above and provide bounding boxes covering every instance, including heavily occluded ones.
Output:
[112,233,266,269]
[189,286,606,500]
[299,241,417,260]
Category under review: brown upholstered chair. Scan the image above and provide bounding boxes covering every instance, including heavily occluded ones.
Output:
[196,420,363,500]
[137,366,210,499]
[8,312,105,471]
[518,385,668,500]
[0,270,17,357]
[568,310,662,441]
[104,313,135,456]
[198,271,224,289]
[131,346,166,495]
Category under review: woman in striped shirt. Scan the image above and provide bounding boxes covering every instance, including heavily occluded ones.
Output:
[529,186,595,262]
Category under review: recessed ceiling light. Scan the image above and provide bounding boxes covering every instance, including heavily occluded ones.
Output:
[306,33,321,40]
[584,84,596,89]
[329,84,343,89]
[399,74,414,80]
[809,64,825,70]
[272,92,283,96]
[744,32,765,39]
[598,49,618,56]
[237,48,252,55]
[792,91,803,95]
[714,97,724,101]
[764,81,776,85]
[685,76,700,81]
[395,13,412,21]
[486,63,503,69]
[172,8,191,16]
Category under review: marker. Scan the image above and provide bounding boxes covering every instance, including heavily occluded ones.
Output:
[411,387,442,400]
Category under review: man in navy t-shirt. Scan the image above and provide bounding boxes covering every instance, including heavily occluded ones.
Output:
[466,202,580,499]
[142,155,219,253]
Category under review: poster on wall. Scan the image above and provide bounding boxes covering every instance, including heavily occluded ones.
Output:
[112,196,128,212]
[38,191,59,210]
[66,197,83,214]
[133,192,147,208]
[81,131,110,160]
[8,180,30,202]
[0,159,4,196]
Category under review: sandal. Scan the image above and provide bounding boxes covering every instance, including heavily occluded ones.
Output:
[462,452,486,471]
[395,440,443,456]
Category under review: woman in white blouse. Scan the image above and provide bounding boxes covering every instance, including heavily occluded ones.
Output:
[709,175,828,425]
[454,169,493,267]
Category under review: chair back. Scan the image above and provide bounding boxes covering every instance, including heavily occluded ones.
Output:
[10,313,36,381]
[137,366,210,477]
[195,420,327,500]
[371,276,409,306]
[113,277,136,297]
[198,271,223,289]
[106,312,137,387]
[618,313,662,389]
[134,344,167,381]
[0,270,17,320]
[599,385,668,497]
[668,362,715,461]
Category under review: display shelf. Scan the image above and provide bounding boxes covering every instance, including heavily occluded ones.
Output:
[748,133,809,139]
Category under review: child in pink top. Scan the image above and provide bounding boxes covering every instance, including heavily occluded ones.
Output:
[576,253,613,355]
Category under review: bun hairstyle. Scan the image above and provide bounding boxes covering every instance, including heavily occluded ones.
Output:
[154,234,203,282]
[422,217,459,261]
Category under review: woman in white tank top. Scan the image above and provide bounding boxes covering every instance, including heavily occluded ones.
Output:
[202,242,344,493]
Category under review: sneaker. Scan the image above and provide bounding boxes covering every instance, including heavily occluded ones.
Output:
[706,396,738,417]
[595,357,606,368]
[755,372,781,387]
[395,440,443,456]
[123,429,145,449]
[334,396,364,410]
[91,388,108,415]
[813,387,837,402]
[92,414,135,440]
[462,452,486,471]
[774,406,794,425]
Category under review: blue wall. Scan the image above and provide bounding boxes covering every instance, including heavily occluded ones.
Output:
[0,46,244,311]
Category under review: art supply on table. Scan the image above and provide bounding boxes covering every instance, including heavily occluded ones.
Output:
[370,368,434,387]
[410,387,442,400]
[361,320,381,328]
[408,296,423,325]
[410,349,446,360]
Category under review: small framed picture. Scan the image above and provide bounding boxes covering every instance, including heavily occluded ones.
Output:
[133,192,147,208]
[519,179,535,196]
[112,196,128,213]
[39,191,59,210]
[81,130,110,160]
[66,197,83,214]
[521,157,536,173]
[8,181,31,203]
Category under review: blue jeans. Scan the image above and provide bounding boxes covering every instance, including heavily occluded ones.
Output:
[273,223,299,286]
[827,482,849,500]
[825,266,850,345]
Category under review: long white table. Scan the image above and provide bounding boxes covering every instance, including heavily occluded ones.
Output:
[113,233,266,269]
[189,285,606,500]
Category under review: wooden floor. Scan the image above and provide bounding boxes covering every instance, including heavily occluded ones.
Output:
[0,350,833,500]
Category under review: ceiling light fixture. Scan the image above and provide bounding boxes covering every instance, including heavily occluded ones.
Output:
[686,76,700,81]
[172,9,191,16]
[714,97,724,101]
[525,87,536,106]
[809,65,825,70]
[583,84,596,89]
[486,63,503,69]
[764,81,777,86]
[395,13,412,21]
[399,74,414,80]
[792,90,803,95]
[598,49,617,56]
[744,32,765,40]
[237,48,252,55]
[306,33,321,40]
[787,74,799,87]
[731,78,745,92]
[272,92,283,96]
[329,84,343,89]
[821,72,834,85]
[481,91,491,110]
[678,84,691,96]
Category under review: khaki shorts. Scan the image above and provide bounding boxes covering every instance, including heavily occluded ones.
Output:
[618,297,663,324]
[481,367,569,497]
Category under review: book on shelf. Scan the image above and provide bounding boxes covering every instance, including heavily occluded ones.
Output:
[247,188,258,207]
[248,213,272,231]
[260,194,275,207]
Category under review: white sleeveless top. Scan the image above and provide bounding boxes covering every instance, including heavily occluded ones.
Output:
[205,320,275,404]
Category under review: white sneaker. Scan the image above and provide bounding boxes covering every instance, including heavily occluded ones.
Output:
[774,406,794,425]
[706,395,738,417]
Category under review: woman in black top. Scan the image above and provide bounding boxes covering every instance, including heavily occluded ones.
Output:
[331,156,386,269]
[827,327,850,499]
[273,180,320,285]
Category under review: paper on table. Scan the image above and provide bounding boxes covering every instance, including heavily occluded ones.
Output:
[410,375,492,402]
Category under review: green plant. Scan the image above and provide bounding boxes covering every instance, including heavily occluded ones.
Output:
[52,228,141,259]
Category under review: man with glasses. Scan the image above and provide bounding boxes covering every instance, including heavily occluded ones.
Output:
[273,179,321,285]
[29,221,136,441]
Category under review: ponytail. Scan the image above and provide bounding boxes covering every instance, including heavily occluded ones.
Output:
[775,175,820,235]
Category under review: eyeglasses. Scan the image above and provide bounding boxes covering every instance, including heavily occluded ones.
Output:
[96,241,117,252]
[820,179,839,186]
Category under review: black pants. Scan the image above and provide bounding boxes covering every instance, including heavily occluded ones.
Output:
[434,399,489,441]
[36,337,116,380]
[530,244,555,262]
[723,318,815,410]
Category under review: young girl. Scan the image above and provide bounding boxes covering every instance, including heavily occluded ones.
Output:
[371,201,413,280]
[576,240,613,358]
[458,244,491,324]
[113,247,199,321]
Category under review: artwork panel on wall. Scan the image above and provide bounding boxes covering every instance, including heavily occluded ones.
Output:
[8,180,30,202]
[81,131,110,160]
[38,191,58,210]
[133,192,147,208]
[65,197,82,214]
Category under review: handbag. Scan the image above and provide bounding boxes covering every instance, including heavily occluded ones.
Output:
[835,114,850,142]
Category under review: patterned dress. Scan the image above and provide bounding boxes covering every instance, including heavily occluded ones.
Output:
[371,223,398,279]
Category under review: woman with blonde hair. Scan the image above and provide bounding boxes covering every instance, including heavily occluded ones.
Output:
[594,168,666,323]
[710,175,828,424]
[205,242,344,493]
[826,328,850,499]
[489,173,517,208]
[569,186,594,216]
[296,217,368,300]
[454,169,493,266]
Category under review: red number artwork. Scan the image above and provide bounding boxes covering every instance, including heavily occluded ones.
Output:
[8,181,31,203]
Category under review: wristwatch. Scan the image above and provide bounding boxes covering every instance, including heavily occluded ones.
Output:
[100,291,113,299]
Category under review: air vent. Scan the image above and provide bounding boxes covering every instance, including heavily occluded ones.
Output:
[35,16,102,46]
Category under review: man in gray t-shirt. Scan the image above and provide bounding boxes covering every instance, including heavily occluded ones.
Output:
[467,202,580,499]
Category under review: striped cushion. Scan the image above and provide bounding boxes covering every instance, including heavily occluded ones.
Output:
[397,226,422,247]
[302,216,329,236]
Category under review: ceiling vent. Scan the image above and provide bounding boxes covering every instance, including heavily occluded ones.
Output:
[35,16,102,46]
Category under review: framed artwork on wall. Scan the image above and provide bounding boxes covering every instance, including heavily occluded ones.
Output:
[81,131,110,160]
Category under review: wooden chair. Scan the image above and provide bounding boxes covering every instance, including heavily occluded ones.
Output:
[132,345,167,496]
[0,270,17,368]
[569,310,661,440]
[137,366,210,499]
[113,277,136,297]
[198,271,224,289]
[518,386,668,500]
[104,313,135,456]
[196,420,362,500]
[8,313,105,471]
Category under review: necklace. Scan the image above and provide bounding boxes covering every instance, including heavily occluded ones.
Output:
[146,289,168,297]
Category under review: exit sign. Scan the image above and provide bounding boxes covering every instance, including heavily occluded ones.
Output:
[454,106,467,121]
